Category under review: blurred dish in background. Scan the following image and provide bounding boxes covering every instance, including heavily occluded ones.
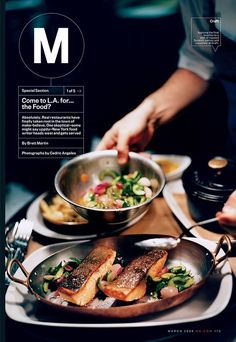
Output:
[40,193,88,226]
[27,193,148,240]
[163,179,236,244]
[27,193,91,240]
[182,156,236,224]
[151,154,191,181]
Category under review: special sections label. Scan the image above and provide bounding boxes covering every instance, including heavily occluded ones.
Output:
[18,86,84,158]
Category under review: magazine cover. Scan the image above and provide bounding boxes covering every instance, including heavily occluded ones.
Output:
[4,1,236,341]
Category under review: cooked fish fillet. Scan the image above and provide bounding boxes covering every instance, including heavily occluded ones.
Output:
[102,249,167,301]
[57,246,116,306]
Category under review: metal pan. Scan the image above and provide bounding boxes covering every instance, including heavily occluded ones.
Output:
[7,234,231,319]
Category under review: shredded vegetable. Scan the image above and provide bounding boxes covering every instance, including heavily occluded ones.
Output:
[42,257,82,293]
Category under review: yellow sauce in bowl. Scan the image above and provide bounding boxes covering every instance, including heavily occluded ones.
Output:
[156,159,179,174]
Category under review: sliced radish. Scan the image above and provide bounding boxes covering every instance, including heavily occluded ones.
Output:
[144,186,152,198]
[138,177,151,187]
[94,182,111,195]
[157,267,169,276]
[64,265,73,272]
[107,264,123,282]
[116,182,123,189]
[160,286,179,299]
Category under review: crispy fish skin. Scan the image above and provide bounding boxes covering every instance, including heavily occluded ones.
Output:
[102,249,167,301]
[57,246,116,306]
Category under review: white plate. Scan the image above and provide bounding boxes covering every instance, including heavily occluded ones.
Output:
[26,193,98,240]
[26,193,147,240]
[5,238,233,328]
[163,179,236,245]
[162,180,195,232]
[151,154,191,181]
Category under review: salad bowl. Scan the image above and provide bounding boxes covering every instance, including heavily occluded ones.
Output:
[54,150,165,226]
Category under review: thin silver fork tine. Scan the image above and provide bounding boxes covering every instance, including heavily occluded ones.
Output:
[5,221,19,251]
[11,221,19,237]
[14,219,33,242]
[7,219,34,279]
[12,220,33,256]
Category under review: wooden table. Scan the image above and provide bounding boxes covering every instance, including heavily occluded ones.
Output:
[27,197,236,275]
[27,197,182,252]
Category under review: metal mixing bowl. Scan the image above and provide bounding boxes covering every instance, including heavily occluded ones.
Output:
[54,150,165,226]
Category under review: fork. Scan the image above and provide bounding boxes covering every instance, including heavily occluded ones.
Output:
[12,218,34,261]
[5,221,20,259]
[5,219,34,284]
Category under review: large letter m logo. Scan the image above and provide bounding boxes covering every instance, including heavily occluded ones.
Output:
[34,28,68,64]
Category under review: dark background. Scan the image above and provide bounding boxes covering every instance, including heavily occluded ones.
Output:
[3,3,234,342]
[6,0,228,193]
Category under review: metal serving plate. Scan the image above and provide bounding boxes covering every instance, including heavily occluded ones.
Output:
[6,235,231,320]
